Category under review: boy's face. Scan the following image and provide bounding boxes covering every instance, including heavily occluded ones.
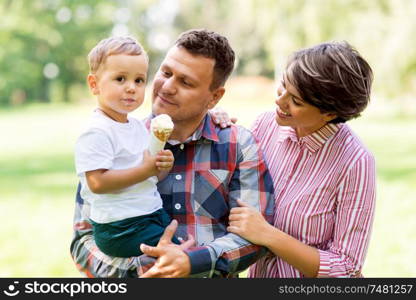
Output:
[151,46,224,130]
[88,54,148,122]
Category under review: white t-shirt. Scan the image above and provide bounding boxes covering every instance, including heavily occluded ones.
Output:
[75,111,163,223]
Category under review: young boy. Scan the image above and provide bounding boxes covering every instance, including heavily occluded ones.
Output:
[75,36,179,257]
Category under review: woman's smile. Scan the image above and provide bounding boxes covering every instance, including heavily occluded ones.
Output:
[276,105,291,118]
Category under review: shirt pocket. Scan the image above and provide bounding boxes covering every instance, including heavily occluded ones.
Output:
[193,169,231,219]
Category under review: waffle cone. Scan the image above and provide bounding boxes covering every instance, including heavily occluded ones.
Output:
[153,128,173,142]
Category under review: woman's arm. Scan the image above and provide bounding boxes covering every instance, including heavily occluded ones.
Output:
[228,153,376,278]
[315,153,376,277]
[228,199,320,277]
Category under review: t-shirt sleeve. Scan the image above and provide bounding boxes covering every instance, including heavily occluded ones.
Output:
[75,129,114,176]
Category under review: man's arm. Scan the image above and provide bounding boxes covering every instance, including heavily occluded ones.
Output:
[140,126,275,278]
[187,126,274,277]
[70,183,144,277]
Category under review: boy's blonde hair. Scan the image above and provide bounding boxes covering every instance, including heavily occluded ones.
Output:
[88,36,147,73]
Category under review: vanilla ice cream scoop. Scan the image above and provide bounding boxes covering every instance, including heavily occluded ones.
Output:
[148,114,174,155]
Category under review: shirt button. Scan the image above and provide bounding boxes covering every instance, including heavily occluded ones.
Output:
[175,174,182,180]
[180,144,184,150]
[174,203,181,210]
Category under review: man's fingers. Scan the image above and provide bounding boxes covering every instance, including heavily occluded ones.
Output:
[140,266,161,278]
[140,244,163,258]
[139,258,181,278]
[158,219,178,245]
[179,234,195,250]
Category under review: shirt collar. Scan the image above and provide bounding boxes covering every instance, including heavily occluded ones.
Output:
[197,113,220,142]
[278,123,342,153]
[146,113,219,145]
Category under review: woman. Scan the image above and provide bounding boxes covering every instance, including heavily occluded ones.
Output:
[226,41,375,277]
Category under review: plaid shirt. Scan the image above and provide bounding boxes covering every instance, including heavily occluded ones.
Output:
[70,114,275,278]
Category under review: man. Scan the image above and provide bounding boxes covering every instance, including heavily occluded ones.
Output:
[71,29,274,278]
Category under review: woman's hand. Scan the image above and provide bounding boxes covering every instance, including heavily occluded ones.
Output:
[210,106,238,128]
[227,199,275,246]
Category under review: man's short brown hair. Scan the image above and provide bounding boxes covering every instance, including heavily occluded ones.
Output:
[286,41,373,123]
[175,29,235,90]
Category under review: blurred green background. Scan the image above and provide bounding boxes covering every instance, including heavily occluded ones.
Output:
[0,0,415,277]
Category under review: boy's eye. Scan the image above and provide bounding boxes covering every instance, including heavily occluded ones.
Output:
[116,76,125,82]
[135,78,145,84]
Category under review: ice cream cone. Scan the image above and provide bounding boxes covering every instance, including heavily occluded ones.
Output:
[148,114,174,155]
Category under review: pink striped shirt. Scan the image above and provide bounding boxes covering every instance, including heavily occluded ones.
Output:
[248,112,376,278]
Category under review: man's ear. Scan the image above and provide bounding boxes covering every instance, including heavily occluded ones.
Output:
[87,74,99,95]
[207,87,225,109]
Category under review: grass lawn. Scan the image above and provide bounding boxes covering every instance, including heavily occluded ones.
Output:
[0,81,415,277]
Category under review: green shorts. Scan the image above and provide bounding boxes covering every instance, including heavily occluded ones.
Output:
[91,208,180,257]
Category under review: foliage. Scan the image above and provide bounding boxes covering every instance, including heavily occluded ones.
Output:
[1,0,416,106]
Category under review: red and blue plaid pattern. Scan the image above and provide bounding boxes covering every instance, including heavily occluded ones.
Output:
[71,114,275,277]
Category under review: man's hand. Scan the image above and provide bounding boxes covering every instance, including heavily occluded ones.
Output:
[139,220,195,278]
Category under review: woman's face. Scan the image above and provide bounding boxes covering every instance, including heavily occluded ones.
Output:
[275,74,336,137]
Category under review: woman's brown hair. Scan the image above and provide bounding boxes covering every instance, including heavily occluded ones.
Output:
[286,41,373,123]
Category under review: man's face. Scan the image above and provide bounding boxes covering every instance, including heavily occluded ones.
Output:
[152,46,224,129]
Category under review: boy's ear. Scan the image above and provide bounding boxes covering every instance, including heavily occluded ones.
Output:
[87,74,99,95]
[207,87,225,110]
